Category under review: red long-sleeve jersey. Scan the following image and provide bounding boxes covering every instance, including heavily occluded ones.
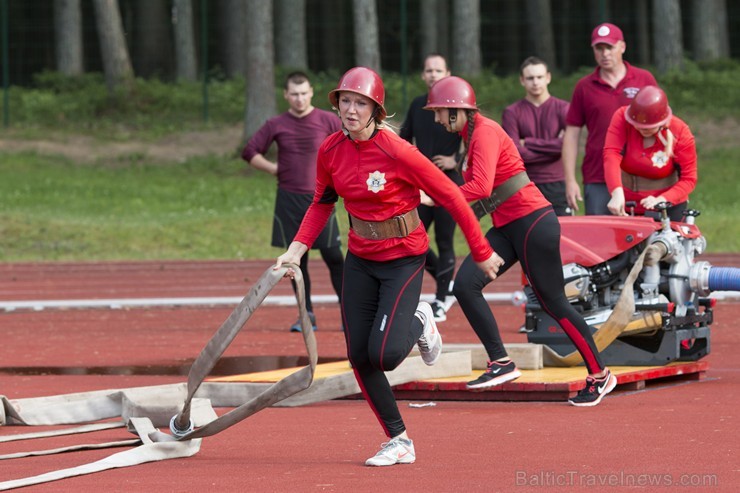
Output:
[459,115,551,227]
[604,107,697,214]
[294,129,493,263]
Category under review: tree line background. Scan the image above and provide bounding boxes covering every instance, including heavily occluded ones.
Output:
[2,0,739,138]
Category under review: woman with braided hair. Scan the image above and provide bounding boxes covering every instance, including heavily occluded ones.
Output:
[424,76,616,406]
[604,85,697,221]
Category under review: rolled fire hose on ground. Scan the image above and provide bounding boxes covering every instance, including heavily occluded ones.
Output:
[543,243,665,367]
[0,263,318,491]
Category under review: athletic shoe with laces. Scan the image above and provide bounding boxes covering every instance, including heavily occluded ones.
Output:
[466,359,521,390]
[429,300,448,322]
[289,311,317,332]
[365,436,416,466]
[415,301,442,366]
[440,281,456,312]
[568,368,617,407]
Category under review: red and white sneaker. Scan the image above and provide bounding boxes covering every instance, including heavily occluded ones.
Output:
[365,436,416,466]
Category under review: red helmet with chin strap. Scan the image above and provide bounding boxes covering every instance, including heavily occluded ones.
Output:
[423,76,478,110]
[328,67,386,120]
[625,85,672,129]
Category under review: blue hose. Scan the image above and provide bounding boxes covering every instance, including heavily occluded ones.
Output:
[708,267,740,292]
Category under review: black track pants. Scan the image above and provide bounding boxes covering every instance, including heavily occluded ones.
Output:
[419,203,458,300]
[454,207,605,374]
[341,252,426,438]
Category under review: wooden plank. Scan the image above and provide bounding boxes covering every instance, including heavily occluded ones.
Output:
[208,357,709,404]
[393,360,709,402]
[619,381,646,391]
[410,342,543,370]
[275,351,472,407]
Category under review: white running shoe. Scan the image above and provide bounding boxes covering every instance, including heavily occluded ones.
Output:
[365,436,416,466]
[415,301,442,366]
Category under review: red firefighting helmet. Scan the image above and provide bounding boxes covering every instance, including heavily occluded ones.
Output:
[423,76,478,110]
[328,67,386,120]
[625,85,672,129]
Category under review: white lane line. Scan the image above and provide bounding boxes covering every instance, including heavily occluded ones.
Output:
[4,291,736,312]
[0,292,520,312]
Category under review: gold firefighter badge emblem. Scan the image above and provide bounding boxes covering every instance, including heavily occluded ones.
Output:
[651,150,669,168]
[366,171,386,193]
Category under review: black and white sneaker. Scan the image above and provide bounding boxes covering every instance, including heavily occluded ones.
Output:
[441,281,456,312]
[429,300,448,322]
[568,368,617,407]
[466,359,521,390]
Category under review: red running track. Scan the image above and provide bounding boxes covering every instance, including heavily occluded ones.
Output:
[1,258,739,492]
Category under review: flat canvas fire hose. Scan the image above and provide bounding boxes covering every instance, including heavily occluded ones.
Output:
[0,263,317,491]
[543,243,664,367]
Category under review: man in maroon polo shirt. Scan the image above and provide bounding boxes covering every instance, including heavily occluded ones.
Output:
[562,22,657,215]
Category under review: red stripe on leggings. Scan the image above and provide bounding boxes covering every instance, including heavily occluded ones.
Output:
[557,317,602,372]
[521,209,602,373]
[352,366,391,437]
[378,261,426,372]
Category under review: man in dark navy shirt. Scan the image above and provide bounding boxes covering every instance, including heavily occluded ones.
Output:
[400,54,462,322]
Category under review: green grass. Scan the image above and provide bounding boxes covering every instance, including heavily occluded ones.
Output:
[1,145,736,261]
[0,153,281,260]
[685,146,740,252]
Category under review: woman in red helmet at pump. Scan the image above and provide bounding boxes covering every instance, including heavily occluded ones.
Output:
[274,67,500,466]
[424,76,617,406]
[604,85,697,221]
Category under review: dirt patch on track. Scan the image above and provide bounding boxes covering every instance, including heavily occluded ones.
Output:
[1,118,737,164]
[0,124,244,163]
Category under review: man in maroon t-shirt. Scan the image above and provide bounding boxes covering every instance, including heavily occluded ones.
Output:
[562,23,657,215]
[503,56,570,216]
[242,72,344,332]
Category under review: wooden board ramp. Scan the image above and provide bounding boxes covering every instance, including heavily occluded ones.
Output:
[214,348,708,404]
[393,360,709,402]
[208,351,473,407]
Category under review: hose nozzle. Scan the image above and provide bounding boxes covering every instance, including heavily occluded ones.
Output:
[169,414,194,438]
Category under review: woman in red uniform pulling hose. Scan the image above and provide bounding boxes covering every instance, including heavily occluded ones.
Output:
[274,67,501,467]
[423,76,617,406]
[604,85,698,221]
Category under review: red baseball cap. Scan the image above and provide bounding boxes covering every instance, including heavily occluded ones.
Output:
[591,23,624,46]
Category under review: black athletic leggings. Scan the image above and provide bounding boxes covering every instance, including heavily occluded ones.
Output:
[454,206,605,374]
[341,252,426,438]
[420,169,463,300]
[419,203,457,300]
[291,246,344,312]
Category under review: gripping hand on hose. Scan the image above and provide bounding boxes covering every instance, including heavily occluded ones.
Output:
[275,241,309,279]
